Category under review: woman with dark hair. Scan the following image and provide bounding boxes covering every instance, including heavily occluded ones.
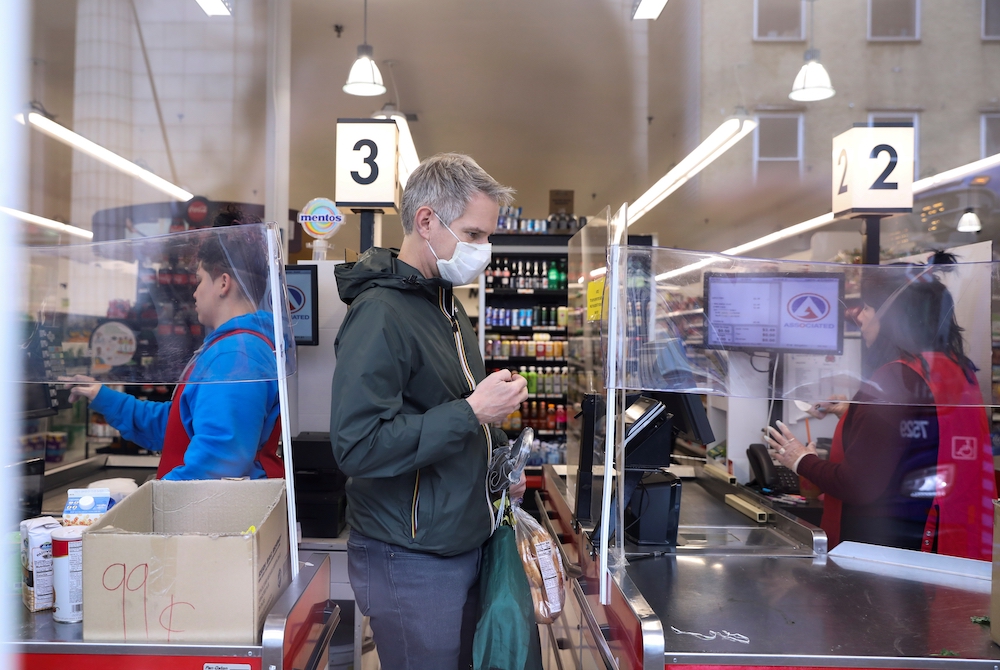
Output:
[767,252,995,560]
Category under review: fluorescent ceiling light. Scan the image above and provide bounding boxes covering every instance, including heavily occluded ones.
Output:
[652,153,1000,281]
[628,115,757,226]
[373,105,419,187]
[196,0,231,16]
[23,112,193,202]
[1,206,93,239]
[632,0,669,20]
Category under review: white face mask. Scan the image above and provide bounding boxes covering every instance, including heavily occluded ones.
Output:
[426,211,492,285]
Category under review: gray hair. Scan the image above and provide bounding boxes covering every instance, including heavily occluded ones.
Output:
[400,153,515,235]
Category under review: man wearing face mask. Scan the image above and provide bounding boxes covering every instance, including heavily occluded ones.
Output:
[329,153,528,669]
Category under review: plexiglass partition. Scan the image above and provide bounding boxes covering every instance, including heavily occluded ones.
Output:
[589,235,999,601]
[610,247,994,408]
[20,223,296,387]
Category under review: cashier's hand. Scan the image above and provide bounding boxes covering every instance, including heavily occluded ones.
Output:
[765,420,816,472]
[467,369,528,425]
[806,395,848,420]
[62,375,102,403]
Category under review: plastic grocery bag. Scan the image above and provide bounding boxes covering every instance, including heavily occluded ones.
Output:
[512,505,567,624]
[472,522,543,670]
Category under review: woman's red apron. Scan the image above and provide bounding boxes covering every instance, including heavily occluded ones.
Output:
[822,354,994,560]
[156,328,284,479]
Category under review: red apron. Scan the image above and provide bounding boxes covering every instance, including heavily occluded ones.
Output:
[156,328,284,480]
[822,354,994,559]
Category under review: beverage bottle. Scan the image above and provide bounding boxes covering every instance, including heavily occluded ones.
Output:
[562,366,569,395]
[556,405,566,431]
[548,261,559,291]
[546,404,557,431]
[510,405,522,431]
[526,366,537,396]
[501,412,512,431]
[532,305,541,328]
[485,262,493,289]
[558,260,568,291]
[532,261,541,289]
[544,366,555,395]
[501,258,511,288]
[557,306,568,328]
[530,401,540,429]
[541,261,549,290]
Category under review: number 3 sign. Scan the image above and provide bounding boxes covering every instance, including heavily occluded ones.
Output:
[831,125,914,217]
[335,119,401,213]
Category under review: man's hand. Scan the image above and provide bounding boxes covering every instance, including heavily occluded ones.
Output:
[466,369,527,425]
[509,472,527,503]
[61,375,102,403]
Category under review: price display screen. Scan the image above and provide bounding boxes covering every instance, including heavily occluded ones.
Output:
[703,272,844,355]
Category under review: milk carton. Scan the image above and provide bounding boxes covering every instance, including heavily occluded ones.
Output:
[20,516,61,611]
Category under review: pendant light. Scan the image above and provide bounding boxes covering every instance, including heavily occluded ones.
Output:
[957,208,982,233]
[789,0,835,102]
[343,0,386,97]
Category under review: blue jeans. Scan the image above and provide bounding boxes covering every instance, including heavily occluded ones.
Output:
[347,530,481,670]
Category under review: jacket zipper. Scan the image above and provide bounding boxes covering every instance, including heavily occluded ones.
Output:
[435,287,497,532]
[411,470,420,538]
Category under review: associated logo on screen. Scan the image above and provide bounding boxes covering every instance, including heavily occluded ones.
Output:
[787,293,831,322]
[288,286,307,315]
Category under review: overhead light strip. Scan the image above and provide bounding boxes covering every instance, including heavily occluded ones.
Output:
[195,0,232,17]
[632,0,670,20]
[19,112,193,202]
[628,115,757,226]
[1,206,93,239]
[652,152,1000,282]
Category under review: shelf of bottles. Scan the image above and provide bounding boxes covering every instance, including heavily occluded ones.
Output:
[493,207,585,236]
[484,231,570,466]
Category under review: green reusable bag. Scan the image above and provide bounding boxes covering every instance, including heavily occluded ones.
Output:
[472,523,544,670]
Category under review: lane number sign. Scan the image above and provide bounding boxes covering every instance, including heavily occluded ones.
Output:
[831,126,914,217]
[335,119,401,213]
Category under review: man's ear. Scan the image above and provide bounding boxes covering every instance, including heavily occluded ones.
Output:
[413,206,436,241]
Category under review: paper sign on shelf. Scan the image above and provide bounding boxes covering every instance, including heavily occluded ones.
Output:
[832,126,914,217]
[587,277,606,322]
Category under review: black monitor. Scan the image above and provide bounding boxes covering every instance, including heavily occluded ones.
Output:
[703,272,845,355]
[285,265,319,346]
[22,383,58,420]
[651,391,715,446]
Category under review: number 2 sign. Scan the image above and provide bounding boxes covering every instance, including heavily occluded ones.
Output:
[831,126,914,217]
[335,119,401,213]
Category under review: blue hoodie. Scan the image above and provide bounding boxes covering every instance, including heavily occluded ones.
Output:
[90,311,280,480]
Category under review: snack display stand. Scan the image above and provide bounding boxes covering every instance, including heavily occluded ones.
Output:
[540,208,1000,669]
[9,224,337,669]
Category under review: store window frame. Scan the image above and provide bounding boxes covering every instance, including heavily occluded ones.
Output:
[984,0,1000,40]
[868,0,921,41]
[983,113,1000,159]
[753,0,807,42]
[868,112,920,177]
[753,113,804,182]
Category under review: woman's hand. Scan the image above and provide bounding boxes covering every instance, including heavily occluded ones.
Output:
[765,420,817,471]
[61,375,102,403]
[806,394,848,420]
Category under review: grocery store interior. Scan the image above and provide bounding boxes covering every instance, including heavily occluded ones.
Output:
[7,0,1000,668]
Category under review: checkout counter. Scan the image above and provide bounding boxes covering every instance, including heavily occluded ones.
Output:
[538,462,997,670]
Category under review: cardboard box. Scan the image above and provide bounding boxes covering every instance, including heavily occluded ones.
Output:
[83,479,290,644]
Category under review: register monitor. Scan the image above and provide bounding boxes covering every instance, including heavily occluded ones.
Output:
[703,272,845,355]
[623,392,714,471]
[285,265,319,346]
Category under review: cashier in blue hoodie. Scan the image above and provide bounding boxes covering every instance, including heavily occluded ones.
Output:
[68,229,282,481]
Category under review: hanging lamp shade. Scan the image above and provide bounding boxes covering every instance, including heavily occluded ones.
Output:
[344,44,386,97]
[957,208,982,233]
[789,49,835,102]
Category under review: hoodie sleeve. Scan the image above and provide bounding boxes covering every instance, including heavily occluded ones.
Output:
[89,385,170,452]
[330,296,481,478]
